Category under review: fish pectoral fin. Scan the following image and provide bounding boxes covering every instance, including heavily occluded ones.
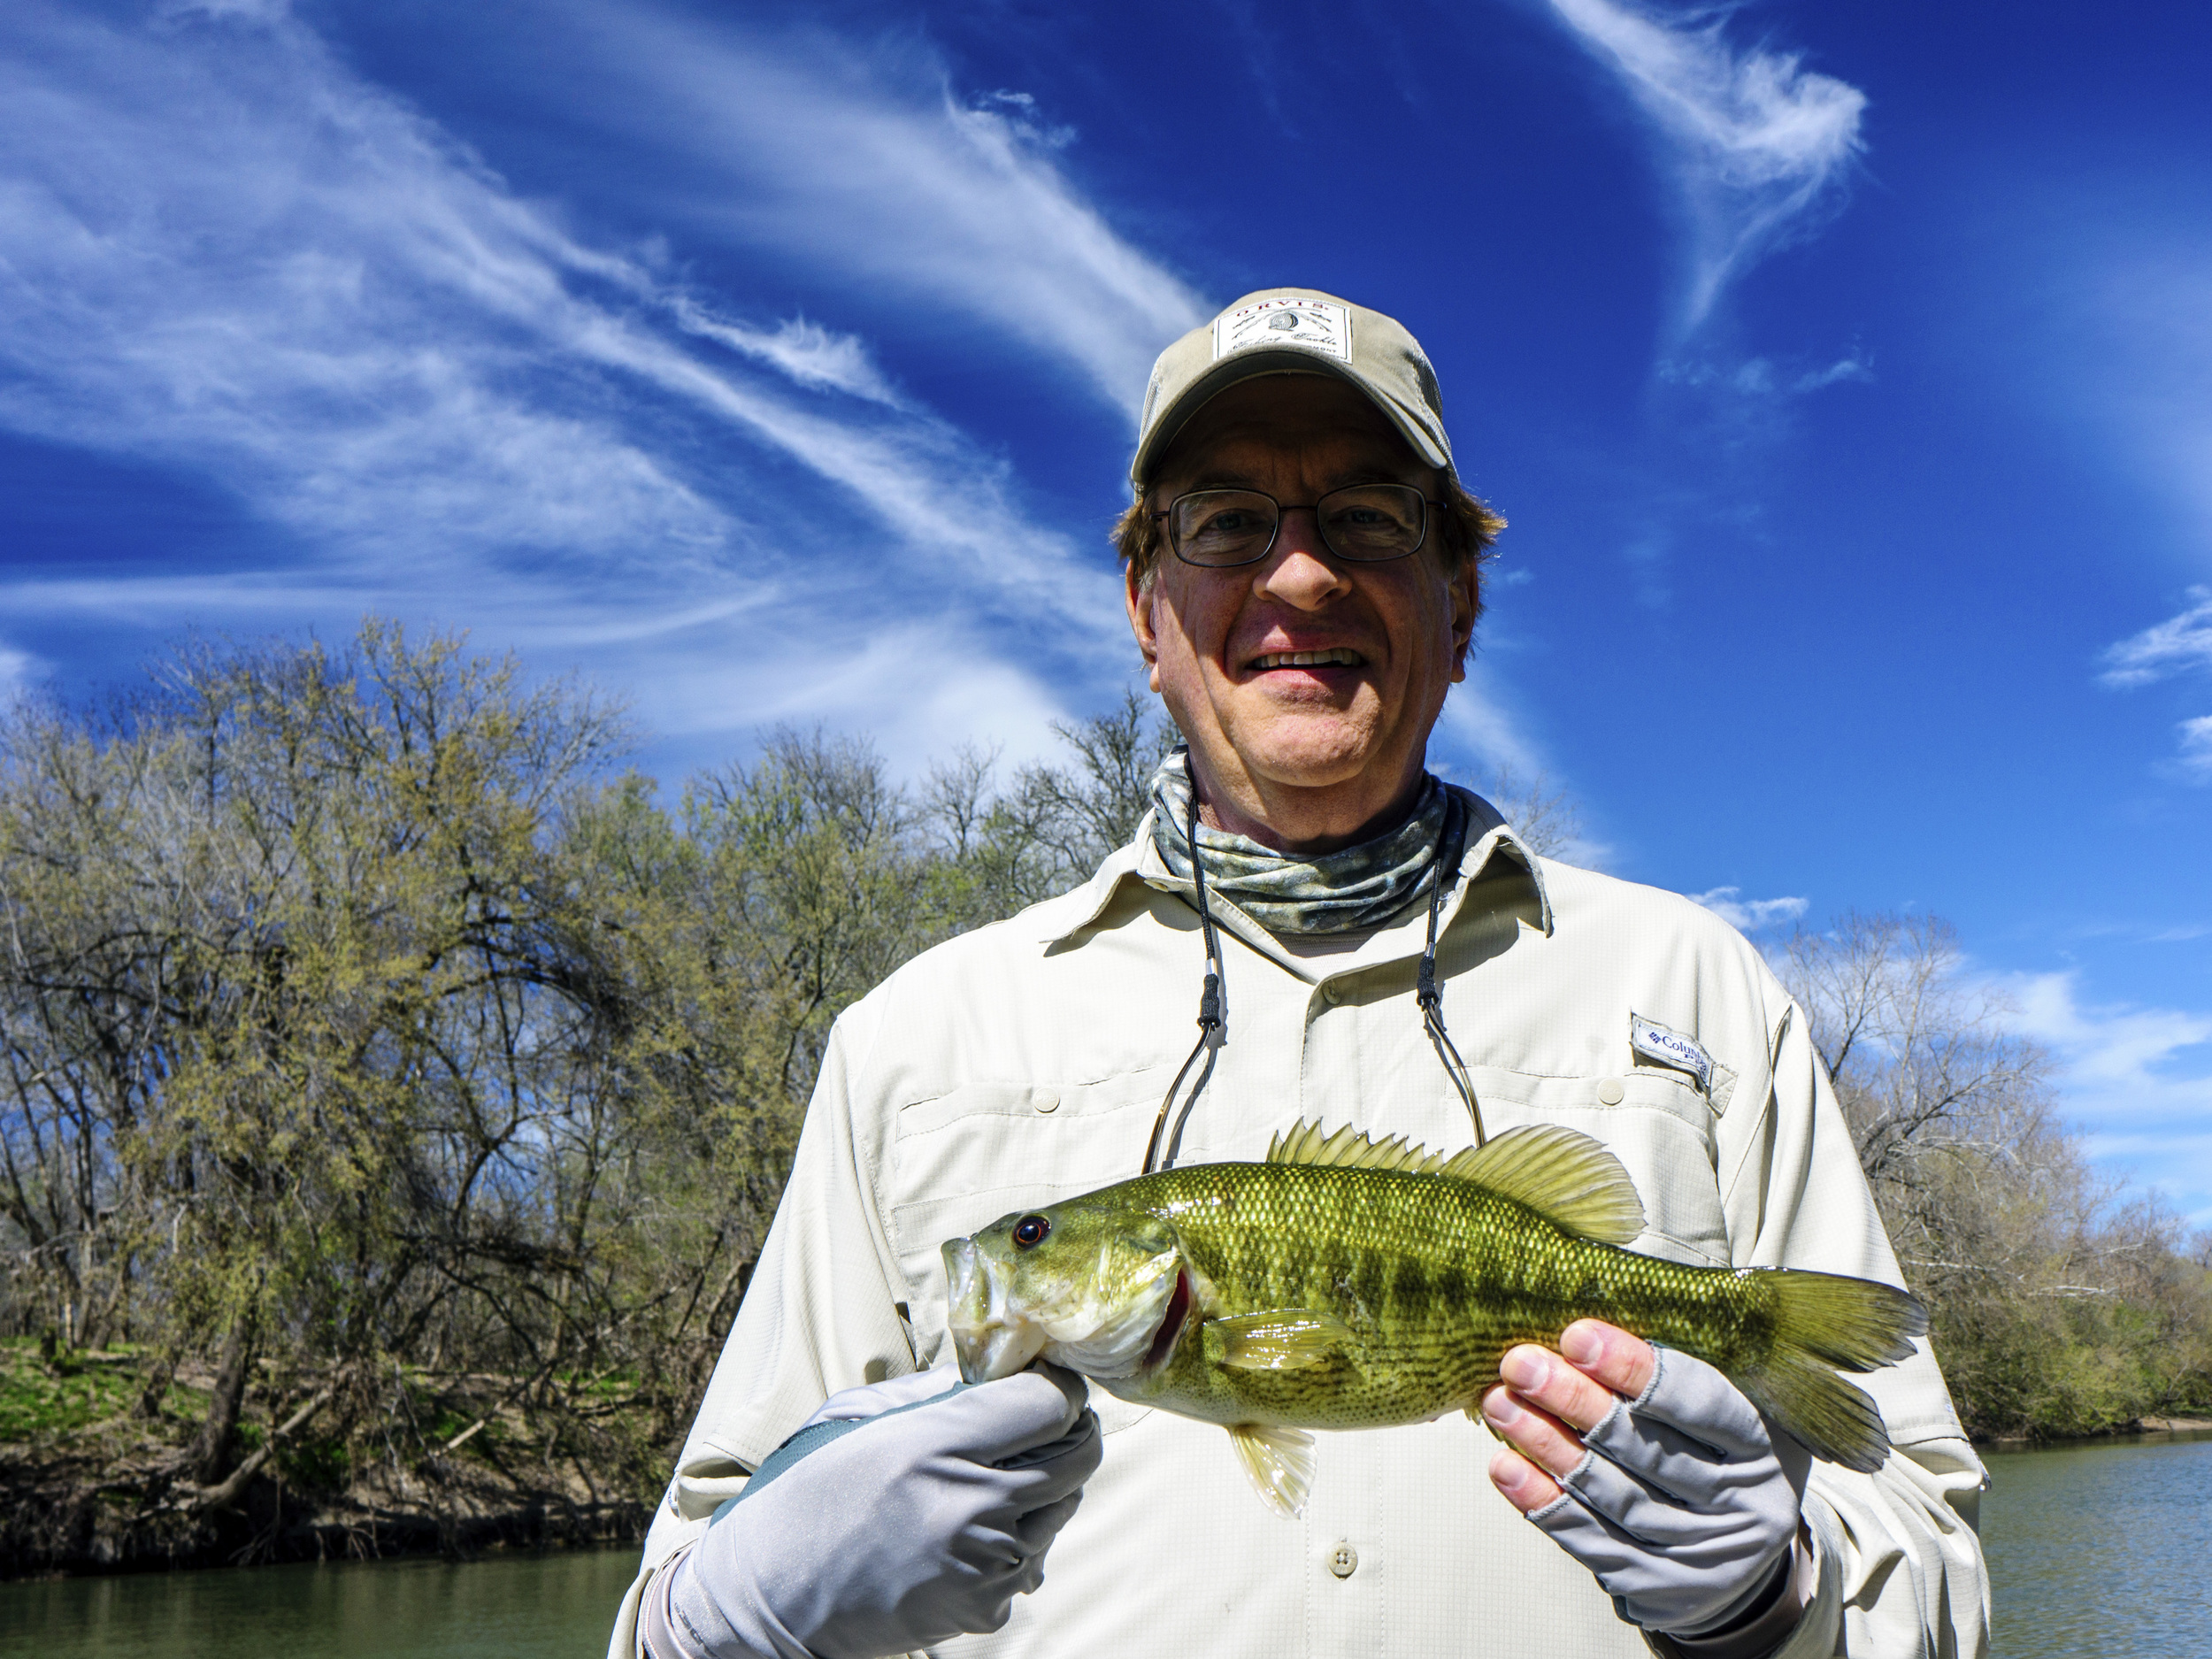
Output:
[1226,1423,1316,1518]
[1209,1310,1354,1371]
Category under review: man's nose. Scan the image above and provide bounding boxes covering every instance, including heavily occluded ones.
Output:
[1256,508,1352,608]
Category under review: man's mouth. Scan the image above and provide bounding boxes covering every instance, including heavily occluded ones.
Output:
[1248,648,1366,672]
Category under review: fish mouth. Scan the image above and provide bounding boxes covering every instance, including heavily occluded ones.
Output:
[943,1236,1047,1383]
[941,1235,1186,1383]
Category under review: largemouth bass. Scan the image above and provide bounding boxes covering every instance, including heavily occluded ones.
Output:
[941,1119,1924,1517]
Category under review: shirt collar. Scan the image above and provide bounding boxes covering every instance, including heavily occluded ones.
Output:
[1033,785,1555,962]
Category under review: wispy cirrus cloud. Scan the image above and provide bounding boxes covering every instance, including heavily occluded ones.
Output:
[2100,588,2212,687]
[2004,969,2212,1225]
[2097,588,2212,780]
[1687,886,1809,932]
[2179,715,2212,780]
[0,645,39,706]
[0,1,1213,772]
[1543,0,1866,337]
[549,4,1208,418]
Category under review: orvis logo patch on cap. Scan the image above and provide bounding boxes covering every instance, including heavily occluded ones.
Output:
[1213,296,1352,364]
[1629,1013,1713,1093]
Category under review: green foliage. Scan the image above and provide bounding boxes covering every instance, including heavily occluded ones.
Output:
[1783,914,2212,1440]
[33,615,2200,1512]
[0,1340,156,1441]
[0,625,1171,1512]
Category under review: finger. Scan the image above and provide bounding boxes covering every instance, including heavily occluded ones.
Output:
[1011,1487,1084,1555]
[997,1410,1102,1506]
[1499,1342,1624,1435]
[1612,1348,1772,1463]
[1558,1320,1658,1402]
[1559,1450,1729,1548]
[1480,1383,1591,1479]
[931,1370,1087,1461]
[1488,1445,1565,1515]
[1029,1360,1092,1417]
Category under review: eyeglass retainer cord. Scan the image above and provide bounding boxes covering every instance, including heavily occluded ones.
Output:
[1141,773,1489,1174]
[1141,773,1225,1174]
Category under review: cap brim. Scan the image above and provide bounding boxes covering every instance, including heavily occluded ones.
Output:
[1129,349,1451,489]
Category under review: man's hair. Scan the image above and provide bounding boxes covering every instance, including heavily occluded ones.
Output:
[1115,476,1505,597]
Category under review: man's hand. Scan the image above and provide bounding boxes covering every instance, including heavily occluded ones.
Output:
[651,1366,1101,1659]
[1481,1319,1809,1640]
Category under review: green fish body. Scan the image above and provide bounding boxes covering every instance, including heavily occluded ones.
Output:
[942,1120,1924,1516]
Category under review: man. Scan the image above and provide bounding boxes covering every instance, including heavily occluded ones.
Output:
[613,290,1990,1659]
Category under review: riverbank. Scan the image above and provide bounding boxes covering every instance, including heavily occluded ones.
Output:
[0,1340,651,1578]
[1982,1414,2212,1447]
[7,1333,2208,1581]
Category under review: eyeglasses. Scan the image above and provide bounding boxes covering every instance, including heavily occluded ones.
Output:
[1153,484,1441,568]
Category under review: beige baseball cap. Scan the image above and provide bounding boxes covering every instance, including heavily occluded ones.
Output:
[1130,287,1455,491]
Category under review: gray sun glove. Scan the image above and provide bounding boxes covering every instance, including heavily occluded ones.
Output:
[1524,1347,1810,1638]
[657,1366,1101,1659]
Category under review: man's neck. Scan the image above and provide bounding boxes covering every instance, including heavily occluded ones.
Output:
[1190,759,1429,856]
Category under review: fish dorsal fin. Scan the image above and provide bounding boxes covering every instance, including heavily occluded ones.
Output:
[1440,1125,1646,1245]
[1266,1118,1646,1246]
[1266,1119,1434,1172]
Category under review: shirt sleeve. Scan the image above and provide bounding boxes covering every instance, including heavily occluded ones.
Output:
[1717,998,1992,1659]
[606,993,920,1659]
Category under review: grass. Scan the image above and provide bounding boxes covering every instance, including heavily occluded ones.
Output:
[0,1337,205,1445]
[0,1338,142,1442]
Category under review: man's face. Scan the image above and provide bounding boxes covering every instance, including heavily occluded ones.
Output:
[1125,374,1479,849]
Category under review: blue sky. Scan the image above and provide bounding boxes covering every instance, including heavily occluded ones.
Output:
[4,0,2209,1223]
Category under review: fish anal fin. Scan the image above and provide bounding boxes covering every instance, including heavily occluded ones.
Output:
[1210,1309,1354,1371]
[1444,1125,1647,1245]
[1267,1118,1434,1173]
[1226,1423,1316,1518]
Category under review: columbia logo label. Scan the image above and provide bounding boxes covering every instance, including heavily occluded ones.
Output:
[1629,1013,1713,1093]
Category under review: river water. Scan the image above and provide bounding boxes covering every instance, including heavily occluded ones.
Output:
[1,1432,2205,1656]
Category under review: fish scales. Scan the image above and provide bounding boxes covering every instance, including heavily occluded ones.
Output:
[1140,1160,1767,1429]
[942,1119,1926,1512]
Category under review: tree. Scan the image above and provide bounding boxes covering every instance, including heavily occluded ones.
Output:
[1777,911,2212,1437]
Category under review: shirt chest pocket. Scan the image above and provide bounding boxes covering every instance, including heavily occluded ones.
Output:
[882,1071,1172,1385]
[1468,1066,1732,1268]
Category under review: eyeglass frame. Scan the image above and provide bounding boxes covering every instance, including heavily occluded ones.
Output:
[1149,483,1448,569]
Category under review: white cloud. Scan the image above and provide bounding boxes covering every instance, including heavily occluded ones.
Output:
[2003,969,2212,1226]
[1687,886,1809,932]
[0,0,1157,777]
[2096,590,2212,780]
[1437,673,1545,779]
[2179,715,2212,780]
[671,303,905,407]
[1543,0,1866,334]
[552,6,1209,417]
[0,644,39,703]
[2099,588,2212,687]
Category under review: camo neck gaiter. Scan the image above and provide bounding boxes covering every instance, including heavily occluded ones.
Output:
[1147,749,1469,936]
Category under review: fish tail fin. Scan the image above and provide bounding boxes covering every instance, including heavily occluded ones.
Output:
[1732,1269,1927,1475]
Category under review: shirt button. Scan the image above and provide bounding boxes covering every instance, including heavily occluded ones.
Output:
[1329,1541,1359,1578]
[1034,1090,1060,1113]
[1596,1077,1624,1105]
[1320,982,1343,1005]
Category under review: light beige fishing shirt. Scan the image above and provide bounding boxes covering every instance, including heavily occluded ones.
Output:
[612,803,1990,1659]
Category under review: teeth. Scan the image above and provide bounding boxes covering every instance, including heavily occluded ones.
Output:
[1255,649,1363,670]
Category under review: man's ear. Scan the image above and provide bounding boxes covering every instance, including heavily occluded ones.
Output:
[1125,561,1163,688]
[1448,557,1481,681]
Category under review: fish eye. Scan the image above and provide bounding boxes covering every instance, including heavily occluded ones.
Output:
[1011,1215,1050,1248]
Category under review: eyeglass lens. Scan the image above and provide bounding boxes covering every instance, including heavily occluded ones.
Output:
[1170,485,1427,567]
